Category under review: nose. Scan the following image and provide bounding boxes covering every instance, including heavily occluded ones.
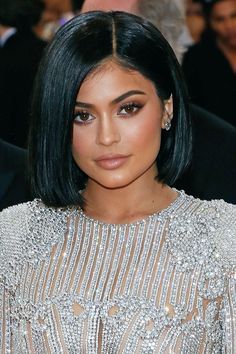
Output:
[96,116,121,146]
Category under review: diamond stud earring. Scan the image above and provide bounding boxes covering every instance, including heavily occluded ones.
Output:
[164,119,171,131]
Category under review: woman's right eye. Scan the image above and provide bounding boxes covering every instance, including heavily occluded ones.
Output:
[73,111,94,125]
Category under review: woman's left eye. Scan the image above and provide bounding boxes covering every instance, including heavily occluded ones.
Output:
[118,103,142,116]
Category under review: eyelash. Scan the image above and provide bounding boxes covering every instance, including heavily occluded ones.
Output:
[118,102,143,116]
[73,111,94,125]
[73,102,143,125]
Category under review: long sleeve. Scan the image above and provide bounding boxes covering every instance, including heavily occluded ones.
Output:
[0,212,13,353]
[0,281,12,353]
[213,201,236,353]
[221,273,236,353]
[0,203,29,353]
[0,200,70,353]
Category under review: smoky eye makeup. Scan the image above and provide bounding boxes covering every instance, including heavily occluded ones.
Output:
[117,101,144,116]
[73,93,146,123]
[73,110,95,125]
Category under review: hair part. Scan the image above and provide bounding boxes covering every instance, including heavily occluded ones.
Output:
[29,11,192,208]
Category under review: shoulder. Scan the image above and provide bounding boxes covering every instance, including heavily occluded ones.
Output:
[182,42,204,60]
[168,194,236,271]
[19,31,46,52]
[0,139,26,166]
[203,199,236,268]
[182,41,212,67]
[195,198,236,267]
[0,202,29,263]
[192,198,236,263]
[0,200,73,268]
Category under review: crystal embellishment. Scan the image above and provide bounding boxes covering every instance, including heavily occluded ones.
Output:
[0,192,235,353]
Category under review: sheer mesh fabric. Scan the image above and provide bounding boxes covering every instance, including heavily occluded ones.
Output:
[0,192,235,353]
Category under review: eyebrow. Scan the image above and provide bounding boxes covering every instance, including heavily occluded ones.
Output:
[112,90,146,104]
[75,90,146,108]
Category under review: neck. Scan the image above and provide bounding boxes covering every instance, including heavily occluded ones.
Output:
[82,174,176,224]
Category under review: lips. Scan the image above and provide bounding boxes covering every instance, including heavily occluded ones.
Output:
[94,154,130,170]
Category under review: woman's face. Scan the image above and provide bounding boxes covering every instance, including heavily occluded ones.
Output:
[72,60,173,190]
[210,0,236,48]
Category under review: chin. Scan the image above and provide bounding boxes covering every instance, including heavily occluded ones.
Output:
[96,180,132,190]
[90,175,137,190]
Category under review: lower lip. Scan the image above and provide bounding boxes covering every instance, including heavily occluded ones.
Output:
[95,156,129,170]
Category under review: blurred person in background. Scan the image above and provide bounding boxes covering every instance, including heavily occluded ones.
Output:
[0,139,31,210]
[33,0,61,41]
[185,0,206,43]
[35,0,85,41]
[0,0,85,211]
[0,0,47,148]
[82,0,236,204]
[182,0,236,126]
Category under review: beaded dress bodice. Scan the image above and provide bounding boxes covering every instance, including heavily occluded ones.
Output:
[0,191,235,353]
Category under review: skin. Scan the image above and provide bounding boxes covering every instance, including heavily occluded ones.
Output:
[186,0,206,42]
[210,0,236,49]
[72,60,176,224]
[81,0,138,13]
[0,25,12,37]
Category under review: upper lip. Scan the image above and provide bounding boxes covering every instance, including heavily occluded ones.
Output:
[95,154,129,161]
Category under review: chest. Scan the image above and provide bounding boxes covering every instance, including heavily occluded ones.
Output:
[9,217,225,353]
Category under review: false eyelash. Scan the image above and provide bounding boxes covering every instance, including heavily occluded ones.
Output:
[119,102,143,110]
[118,102,143,115]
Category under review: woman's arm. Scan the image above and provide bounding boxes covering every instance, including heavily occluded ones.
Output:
[221,274,236,353]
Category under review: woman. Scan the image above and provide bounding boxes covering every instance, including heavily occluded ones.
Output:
[0,11,235,353]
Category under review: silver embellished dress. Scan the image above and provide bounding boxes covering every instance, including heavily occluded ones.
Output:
[0,191,235,353]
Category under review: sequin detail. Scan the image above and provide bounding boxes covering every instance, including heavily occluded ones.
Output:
[0,192,235,353]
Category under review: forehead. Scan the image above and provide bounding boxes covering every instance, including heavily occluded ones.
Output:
[77,60,157,97]
[211,0,236,16]
[81,0,138,13]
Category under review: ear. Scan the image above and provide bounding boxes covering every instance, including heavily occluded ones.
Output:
[161,94,173,129]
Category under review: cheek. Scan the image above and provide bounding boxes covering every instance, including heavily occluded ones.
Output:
[72,126,89,161]
[128,114,162,151]
[211,22,224,34]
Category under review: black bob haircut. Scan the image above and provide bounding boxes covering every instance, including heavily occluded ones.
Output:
[29,11,192,208]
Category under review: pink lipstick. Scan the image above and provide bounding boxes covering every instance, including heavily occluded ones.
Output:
[94,154,130,170]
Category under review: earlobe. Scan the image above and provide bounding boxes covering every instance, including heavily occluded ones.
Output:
[162,95,173,131]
